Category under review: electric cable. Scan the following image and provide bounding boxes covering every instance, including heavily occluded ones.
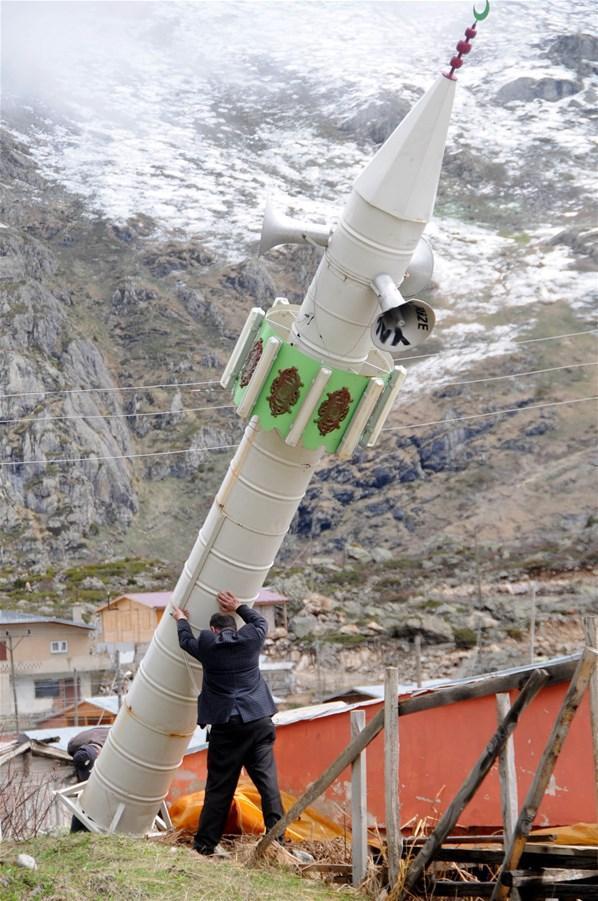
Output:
[0,378,223,403]
[382,394,598,433]
[0,403,235,426]
[0,326,594,404]
[1,393,595,468]
[432,361,598,389]
[0,443,241,468]
[395,326,597,364]
[2,361,594,428]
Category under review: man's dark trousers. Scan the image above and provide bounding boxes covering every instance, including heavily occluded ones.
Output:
[195,716,283,853]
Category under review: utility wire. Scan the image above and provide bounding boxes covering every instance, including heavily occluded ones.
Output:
[396,326,597,364]
[0,377,223,402]
[382,394,598,433]
[0,403,235,426]
[0,444,241,468]
[433,361,598,389]
[1,393,595,469]
[1,356,596,429]
[0,326,594,404]
[2,360,594,428]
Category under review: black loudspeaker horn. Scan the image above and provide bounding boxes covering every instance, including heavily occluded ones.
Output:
[371,299,436,353]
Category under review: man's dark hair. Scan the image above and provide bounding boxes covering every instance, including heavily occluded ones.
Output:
[209,613,237,631]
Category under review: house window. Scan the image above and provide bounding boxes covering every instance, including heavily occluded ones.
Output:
[0,640,6,662]
[50,640,68,654]
[35,679,61,698]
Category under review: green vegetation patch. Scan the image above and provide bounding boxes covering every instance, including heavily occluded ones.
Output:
[453,627,478,650]
[0,834,355,901]
[63,557,163,585]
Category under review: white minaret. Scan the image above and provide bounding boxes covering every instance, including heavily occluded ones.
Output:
[71,57,466,835]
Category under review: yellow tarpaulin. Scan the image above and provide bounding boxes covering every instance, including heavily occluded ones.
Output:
[170,783,351,843]
[530,823,598,846]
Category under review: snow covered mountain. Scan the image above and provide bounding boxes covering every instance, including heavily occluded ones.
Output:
[0,0,596,575]
[3,1,596,379]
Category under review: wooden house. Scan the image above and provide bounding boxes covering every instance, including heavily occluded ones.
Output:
[35,694,121,728]
[96,588,288,650]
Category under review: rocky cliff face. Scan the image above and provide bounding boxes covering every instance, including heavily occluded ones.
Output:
[1,5,597,602]
[0,131,321,569]
[1,109,596,579]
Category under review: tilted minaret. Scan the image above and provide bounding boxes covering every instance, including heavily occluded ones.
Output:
[68,9,488,835]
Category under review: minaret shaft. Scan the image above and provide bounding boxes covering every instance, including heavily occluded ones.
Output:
[77,68,458,836]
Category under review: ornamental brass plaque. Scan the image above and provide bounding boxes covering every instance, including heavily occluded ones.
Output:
[239,338,263,388]
[267,367,304,417]
[315,387,352,435]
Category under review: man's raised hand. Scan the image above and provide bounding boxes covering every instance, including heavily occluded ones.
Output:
[171,606,190,622]
[217,591,241,613]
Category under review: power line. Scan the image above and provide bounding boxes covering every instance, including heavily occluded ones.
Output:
[0,403,235,426]
[0,326,595,404]
[433,361,598,389]
[2,361,594,429]
[1,393,595,469]
[0,377,223,403]
[395,326,597,364]
[0,443,240,468]
[382,394,598,433]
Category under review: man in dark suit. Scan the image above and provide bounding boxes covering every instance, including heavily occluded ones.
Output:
[172,590,284,856]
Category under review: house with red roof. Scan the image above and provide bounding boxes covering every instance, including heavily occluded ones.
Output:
[95,588,288,651]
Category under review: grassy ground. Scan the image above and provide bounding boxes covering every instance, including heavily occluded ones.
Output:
[0,834,358,901]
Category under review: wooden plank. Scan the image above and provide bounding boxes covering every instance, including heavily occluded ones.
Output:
[429,846,598,869]
[385,666,401,888]
[507,868,598,886]
[301,864,353,875]
[518,886,598,899]
[431,881,598,899]
[249,656,577,863]
[402,669,548,896]
[398,656,577,718]
[428,881,494,898]
[491,647,598,901]
[583,615,598,817]
[496,692,519,843]
[350,709,367,887]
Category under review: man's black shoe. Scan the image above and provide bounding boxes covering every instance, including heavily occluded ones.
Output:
[194,844,231,859]
[194,844,214,856]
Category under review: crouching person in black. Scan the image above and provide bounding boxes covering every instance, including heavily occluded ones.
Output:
[172,590,284,856]
[67,726,110,832]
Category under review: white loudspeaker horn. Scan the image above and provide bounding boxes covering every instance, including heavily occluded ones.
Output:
[258,200,331,256]
[371,299,436,354]
[399,235,434,298]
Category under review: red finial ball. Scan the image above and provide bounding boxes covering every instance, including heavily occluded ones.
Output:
[450,56,464,69]
[465,26,477,39]
[457,40,472,54]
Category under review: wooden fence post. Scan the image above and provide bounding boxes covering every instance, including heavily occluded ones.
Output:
[490,647,598,901]
[414,635,422,688]
[385,667,401,887]
[402,669,548,898]
[529,582,536,663]
[496,692,519,843]
[249,704,386,862]
[583,616,598,816]
[248,655,579,865]
[351,709,367,886]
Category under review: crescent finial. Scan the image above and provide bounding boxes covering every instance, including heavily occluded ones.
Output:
[473,0,490,21]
